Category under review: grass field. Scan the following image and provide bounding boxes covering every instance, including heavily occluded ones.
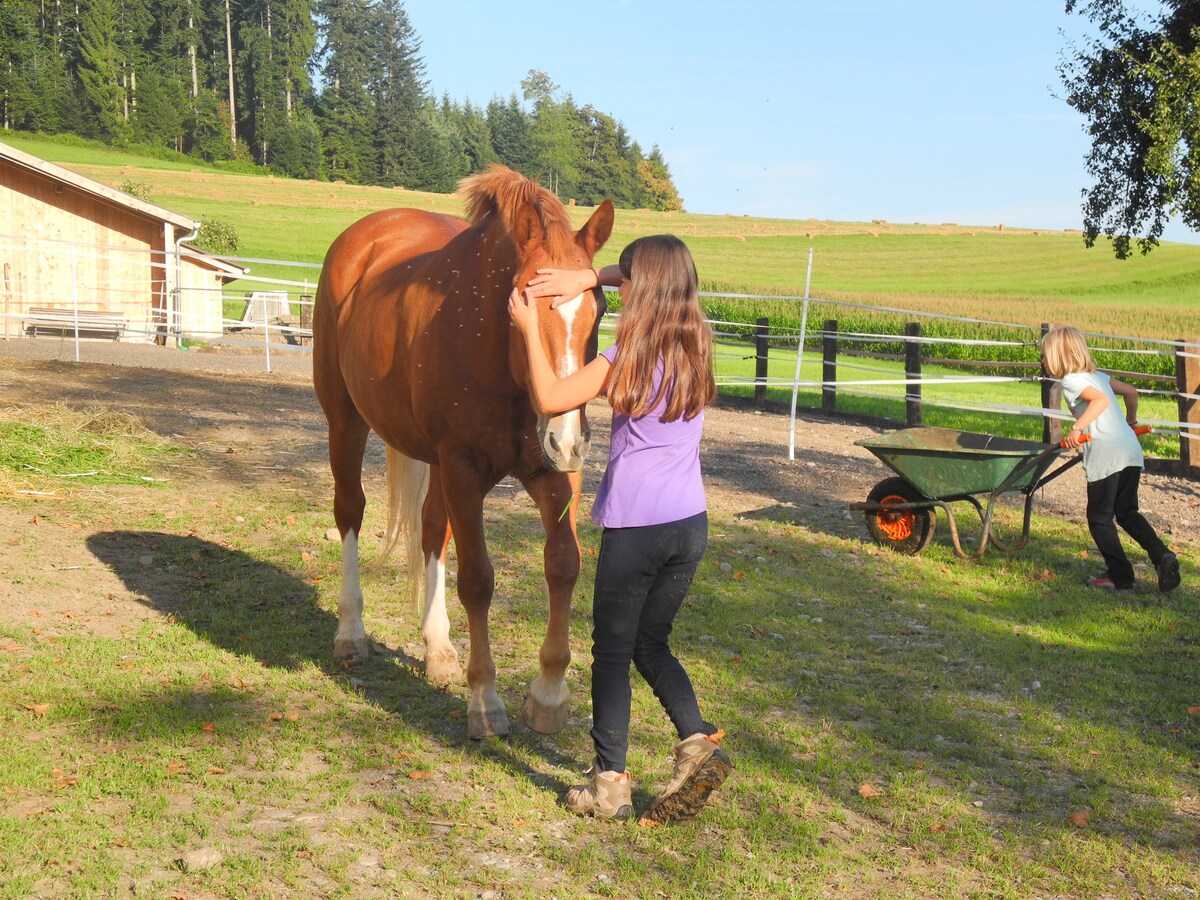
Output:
[6,132,1200,340]
[0,390,1196,899]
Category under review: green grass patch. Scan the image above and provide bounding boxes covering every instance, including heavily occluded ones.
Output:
[0,405,179,492]
[0,469,1195,898]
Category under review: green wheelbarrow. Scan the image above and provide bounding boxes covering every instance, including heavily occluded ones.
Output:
[849,425,1149,558]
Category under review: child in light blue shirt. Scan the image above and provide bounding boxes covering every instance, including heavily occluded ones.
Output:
[1041,326,1180,592]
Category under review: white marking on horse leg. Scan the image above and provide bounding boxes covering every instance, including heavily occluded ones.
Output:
[333,531,368,663]
[421,552,461,685]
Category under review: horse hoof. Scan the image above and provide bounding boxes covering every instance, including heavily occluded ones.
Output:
[467,708,511,740]
[522,693,569,734]
[334,637,370,665]
[424,652,463,687]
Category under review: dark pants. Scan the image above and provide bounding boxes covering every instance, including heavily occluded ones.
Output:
[1086,466,1169,589]
[589,511,715,773]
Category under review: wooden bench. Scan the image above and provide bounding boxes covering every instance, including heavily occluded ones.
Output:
[23,307,127,341]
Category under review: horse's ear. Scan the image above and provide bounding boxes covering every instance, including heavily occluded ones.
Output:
[577,200,614,256]
[514,201,543,254]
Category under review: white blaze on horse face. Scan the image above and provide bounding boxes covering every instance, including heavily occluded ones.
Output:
[543,292,587,467]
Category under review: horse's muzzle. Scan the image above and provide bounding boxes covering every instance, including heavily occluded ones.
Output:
[540,411,590,473]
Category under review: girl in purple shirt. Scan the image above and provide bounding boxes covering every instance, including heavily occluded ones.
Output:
[509,234,732,825]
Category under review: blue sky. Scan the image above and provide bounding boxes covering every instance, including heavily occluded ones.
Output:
[403,0,1197,245]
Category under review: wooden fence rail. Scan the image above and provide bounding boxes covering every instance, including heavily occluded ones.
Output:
[745,318,1199,477]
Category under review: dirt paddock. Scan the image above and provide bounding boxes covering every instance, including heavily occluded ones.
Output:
[1,336,1198,619]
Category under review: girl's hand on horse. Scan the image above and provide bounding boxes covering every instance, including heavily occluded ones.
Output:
[507,287,539,333]
[525,268,597,308]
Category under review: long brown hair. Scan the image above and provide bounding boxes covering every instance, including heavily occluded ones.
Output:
[606,235,716,421]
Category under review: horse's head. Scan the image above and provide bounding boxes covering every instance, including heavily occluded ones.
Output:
[507,197,614,472]
[459,166,615,472]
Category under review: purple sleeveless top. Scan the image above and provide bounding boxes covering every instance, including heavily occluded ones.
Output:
[590,344,707,528]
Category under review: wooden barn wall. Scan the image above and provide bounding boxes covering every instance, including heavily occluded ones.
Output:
[1,160,165,341]
[177,262,226,338]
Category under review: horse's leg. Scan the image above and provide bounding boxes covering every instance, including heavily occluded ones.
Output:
[437,456,507,739]
[519,469,583,734]
[321,399,372,664]
[420,466,463,686]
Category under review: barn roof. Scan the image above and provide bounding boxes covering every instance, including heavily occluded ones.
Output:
[0,140,199,232]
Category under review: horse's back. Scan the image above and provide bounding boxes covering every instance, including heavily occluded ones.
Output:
[318,208,467,305]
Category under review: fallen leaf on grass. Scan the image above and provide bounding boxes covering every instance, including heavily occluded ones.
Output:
[857,783,881,799]
[165,761,191,776]
[207,767,226,775]
[1067,809,1090,828]
[200,722,216,733]
[408,771,429,780]
[929,824,948,833]
[2,644,27,652]
[1188,705,1200,716]
[730,655,743,665]
[731,571,745,581]
[25,703,51,717]
[1030,569,1059,582]
[284,710,300,722]
[1079,550,1089,559]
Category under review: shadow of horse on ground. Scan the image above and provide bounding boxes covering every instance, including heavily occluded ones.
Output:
[84,530,581,794]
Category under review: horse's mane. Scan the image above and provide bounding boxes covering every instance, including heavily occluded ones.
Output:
[459,165,575,254]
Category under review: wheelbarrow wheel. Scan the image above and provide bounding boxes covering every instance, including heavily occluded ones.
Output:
[864,477,936,555]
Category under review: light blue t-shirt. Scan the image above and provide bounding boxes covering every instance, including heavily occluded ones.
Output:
[1061,370,1144,482]
[590,343,707,528]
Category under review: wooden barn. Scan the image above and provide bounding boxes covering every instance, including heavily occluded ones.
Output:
[0,140,241,341]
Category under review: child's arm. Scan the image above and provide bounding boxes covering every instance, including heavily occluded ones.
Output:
[1062,384,1110,447]
[507,288,611,414]
[524,265,621,307]
[1110,377,1139,425]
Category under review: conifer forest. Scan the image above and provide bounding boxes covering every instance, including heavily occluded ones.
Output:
[0,0,682,209]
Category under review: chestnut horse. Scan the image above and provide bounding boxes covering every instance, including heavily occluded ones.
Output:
[313,166,614,738]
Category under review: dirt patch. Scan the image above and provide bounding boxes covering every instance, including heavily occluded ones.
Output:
[1,342,1198,637]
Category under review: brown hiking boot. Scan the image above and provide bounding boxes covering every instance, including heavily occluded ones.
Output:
[565,765,634,820]
[639,730,732,826]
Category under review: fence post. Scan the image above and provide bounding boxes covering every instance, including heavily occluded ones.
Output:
[905,322,922,426]
[1176,337,1199,475]
[822,319,837,412]
[299,294,314,346]
[754,317,769,406]
[1040,323,1063,445]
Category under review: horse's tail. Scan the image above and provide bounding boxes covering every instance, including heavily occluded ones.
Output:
[380,446,430,613]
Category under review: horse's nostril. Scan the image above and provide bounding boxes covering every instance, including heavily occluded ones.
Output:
[547,434,560,453]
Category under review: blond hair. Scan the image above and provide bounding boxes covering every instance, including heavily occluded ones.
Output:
[1040,326,1097,378]
[606,235,716,421]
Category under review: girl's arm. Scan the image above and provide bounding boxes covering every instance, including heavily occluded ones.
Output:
[524,265,622,308]
[507,288,611,414]
[1110,376,1139,425]
[1062,384,1110,447]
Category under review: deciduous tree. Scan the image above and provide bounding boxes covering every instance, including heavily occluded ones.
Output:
[1061,0,1200,256]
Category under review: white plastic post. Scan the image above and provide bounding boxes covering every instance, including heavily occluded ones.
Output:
[787,246,814,460]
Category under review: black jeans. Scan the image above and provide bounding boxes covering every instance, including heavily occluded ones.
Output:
[1086,466,1169,588]
[589,511,715,773]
